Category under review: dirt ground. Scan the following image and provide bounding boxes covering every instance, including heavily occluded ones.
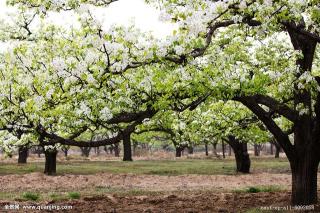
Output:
[1,172,319,212]
[0,172,293,192]
[1,191,319,212]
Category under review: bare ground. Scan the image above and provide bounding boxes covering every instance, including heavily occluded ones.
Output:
[0,172,294,192]
[1,172,317,212]
[1,191,320,212]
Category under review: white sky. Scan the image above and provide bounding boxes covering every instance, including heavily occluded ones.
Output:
[0,0,175,38]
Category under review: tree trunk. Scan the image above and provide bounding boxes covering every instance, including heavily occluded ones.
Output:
[123,133,132,161]
[80,147,91,157]
[290,153,319,205]
[212,142,219,158]
[104,146,109,154]
[44,150,57,176]
[175,147,182,157]
[95,147,100,156]
[228,145,232,156]
[114,144,120,157]
[254,144,261,156]
[227,136,251,173]
[221,141,225,158]
[205,143,208,156]
[18,146,28,164]
[36,146,43,157]
[61,147,69,158]
[286,23,319,205]
[187,146,194,154]
[133,141,138,156]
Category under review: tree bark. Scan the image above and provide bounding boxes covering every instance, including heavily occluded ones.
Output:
[18,146,28,164]
[123,133,132,161]
[227,136,251,173]
[44,150,57,176]
[290,152,319,205]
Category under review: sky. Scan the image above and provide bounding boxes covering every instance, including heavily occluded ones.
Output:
[0,0,175,38]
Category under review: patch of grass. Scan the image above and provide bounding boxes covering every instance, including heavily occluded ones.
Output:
[0,191,18,200]
[0,157,291,176]
[22,192,40,201]
[68,192,80,199]
[247,187,261,193]
[234,185,283,193]
[245,208,266,213]
[49,193,66,201]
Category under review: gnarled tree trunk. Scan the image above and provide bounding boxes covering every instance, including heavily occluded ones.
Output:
[18,146,28,164]
[226,136,251,173]
[44,150,57,176]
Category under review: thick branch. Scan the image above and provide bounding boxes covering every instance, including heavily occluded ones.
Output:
[234,96,295,160]
[240,94,299,122]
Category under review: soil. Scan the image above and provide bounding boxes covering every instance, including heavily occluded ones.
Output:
[0,172,293,192]
[1,191,319,212]
[1,172,319,212]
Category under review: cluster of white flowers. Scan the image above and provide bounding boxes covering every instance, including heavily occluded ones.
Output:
[46,88,55,99]
[33,95,45,109]
[76,101,91,116]
[52,57,67,73]
[100,106,113,120]
[174,45,185,55]
[44,145,59,151]
[85,50,99,64]
[297,71,314,90]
